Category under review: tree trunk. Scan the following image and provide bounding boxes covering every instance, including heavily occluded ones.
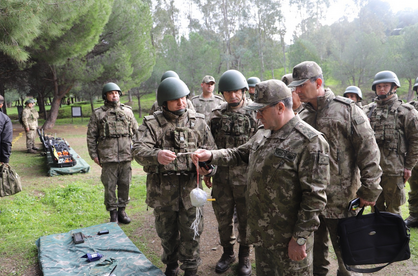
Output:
[128,90,132,102]
[0,82,7,115]
[90,97,95,113]
[137,95,142,119]
[407,79,414,102]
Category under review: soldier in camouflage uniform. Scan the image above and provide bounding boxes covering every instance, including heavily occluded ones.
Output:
[282,73,304,114]
[363,71,418,216]
[133,77,217,276]
[21,98,39,153]
[149,70,195,115]
[87,82,138,224]
[193,79,329,276]
[191,75,224,124]
[343,86,363,108]
[247,76,260,101]
[208,70,258,275]
[405,77,418,228]
[289,61,382,276]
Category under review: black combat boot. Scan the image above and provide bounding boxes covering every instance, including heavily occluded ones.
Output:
[164,262,179,276]
[405,215,418,228]
[215,246,236,273]
[237,245,251,276]
[184,269,198,276]
[110,210,118,223]
[118,207,131,224]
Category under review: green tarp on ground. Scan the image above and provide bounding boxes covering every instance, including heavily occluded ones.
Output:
[36,222,164,276]
[46,147,90,177]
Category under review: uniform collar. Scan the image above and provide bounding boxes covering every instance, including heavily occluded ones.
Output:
[375,94,398,106]
[270,115,301,140]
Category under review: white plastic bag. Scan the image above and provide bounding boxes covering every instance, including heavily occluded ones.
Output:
[189,188,208,239]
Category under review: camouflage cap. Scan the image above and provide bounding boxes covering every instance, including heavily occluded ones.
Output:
[202,75,215,84]
[281,73,293,86]
[288,61,322,87]
[244,79,291,111]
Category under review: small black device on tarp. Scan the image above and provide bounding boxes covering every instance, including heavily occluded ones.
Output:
[337,206,410,273]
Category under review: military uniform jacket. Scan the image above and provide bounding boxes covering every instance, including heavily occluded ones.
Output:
[21,106,39,130]
[87,102,138,164]
[364,95,418,175]
[210,115,329,248]
[209,100,258,186]
[133,109,217,211]
[0,112,12,163]
[191,93,224,123]
[300,89,382,219]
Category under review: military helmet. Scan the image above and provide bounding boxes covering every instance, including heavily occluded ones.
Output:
[281,74,294,86]
[102,82,121,100]
[25,99,36,105]
[157,77,190,106]
[218,70,249,93]
[344,86,362,100]
[247,77,261,87]
[160,70,179,82]
[372,71,400,91]
[413,77,418,92]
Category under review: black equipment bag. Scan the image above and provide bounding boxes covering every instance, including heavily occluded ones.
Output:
[337,206,410,273]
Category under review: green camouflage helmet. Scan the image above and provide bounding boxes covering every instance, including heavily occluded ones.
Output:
[218,70,249,93]
[160,70,179,82]
[413,77,418,92]
[102,82,121,100]
[372,71,400,91]
[344,86,362,100]
[247,77,261,87]
[157,77,190,106]
[25,99,36,105]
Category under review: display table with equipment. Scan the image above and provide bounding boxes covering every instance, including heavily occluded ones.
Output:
[39,130,90,177]
[36,222,164,276]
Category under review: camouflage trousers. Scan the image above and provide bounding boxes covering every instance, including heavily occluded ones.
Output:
[375,174,406,215]
[26,129,36,150]
[254,235,313,276]
[101,162,131,211]
[153,203,203,271]
[313,217,362,276]
[408,166,418,216]
[212,182,248,247]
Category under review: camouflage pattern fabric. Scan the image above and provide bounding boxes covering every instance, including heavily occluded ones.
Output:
[101,161,131,211]
[209,100,258,247]
[210,115,329,273]
[408,165,418,216]
[22,105,39,150]
[87,102,138,163]
[254,235,313,276]
[149,99,195,115]
[154,203,203,270]
[190,94,224,124]
[36,222,164,276]
[300,89,382,219]
[133,109,216,270]
[363,95,418,215]
[299,89,382,276]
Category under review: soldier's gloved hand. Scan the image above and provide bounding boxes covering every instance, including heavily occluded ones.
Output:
[203,175,212,189]
[404,168,412,183]
[158,150,176,165]
[93,157,101,167]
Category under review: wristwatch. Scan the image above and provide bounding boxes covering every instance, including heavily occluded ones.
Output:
[293,236,306,246]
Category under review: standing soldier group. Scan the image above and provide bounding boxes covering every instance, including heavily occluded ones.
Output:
[85,63,418,276]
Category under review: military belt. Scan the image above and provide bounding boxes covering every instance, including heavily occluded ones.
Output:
[161,171,196,176]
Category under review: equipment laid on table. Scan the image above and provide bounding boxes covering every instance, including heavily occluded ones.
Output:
[43,134,77,168]
[337,206,410,273]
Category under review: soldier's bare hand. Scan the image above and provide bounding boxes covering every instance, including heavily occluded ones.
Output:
[192,149,212,165]
[203,175,212,188]
[158,150,176,165]
[93,157,101,167]
[404,168,412,183]
[359,197,375,207]
[288,238,307,261]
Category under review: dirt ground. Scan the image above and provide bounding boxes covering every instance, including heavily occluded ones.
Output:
[10,123,418,276]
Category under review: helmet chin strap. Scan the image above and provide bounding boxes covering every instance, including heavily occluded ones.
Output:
[163,105,186,116]
[376,83,396,100]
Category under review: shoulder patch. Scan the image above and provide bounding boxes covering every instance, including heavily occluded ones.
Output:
[334,96,353,105]
[295,122,319,140]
